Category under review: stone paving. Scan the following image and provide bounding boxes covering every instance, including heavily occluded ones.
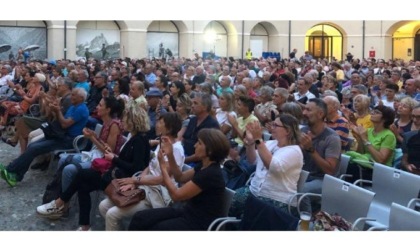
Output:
[0,141,105,231]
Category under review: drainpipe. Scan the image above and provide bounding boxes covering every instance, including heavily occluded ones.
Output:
[288,20,291,58]
[362,20,365,59]
[64,20,67,60]
[241,20,244,60]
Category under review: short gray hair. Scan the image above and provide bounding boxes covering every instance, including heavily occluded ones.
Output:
[73,87,87,101]
[259,86,274,100]
[194,92,213,112]
[274,87,289,100]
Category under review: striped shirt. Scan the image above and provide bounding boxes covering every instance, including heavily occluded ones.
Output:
[327,115,350,151]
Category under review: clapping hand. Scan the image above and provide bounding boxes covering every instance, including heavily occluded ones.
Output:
[352,125,368,142]
[245,120,263,141]
[300,131,314,150]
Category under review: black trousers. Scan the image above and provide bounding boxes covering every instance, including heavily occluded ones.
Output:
[128,207,203,231]
[60,168,101,226]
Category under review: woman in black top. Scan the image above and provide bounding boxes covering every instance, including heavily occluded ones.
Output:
[128,128,230,231]
[36,101,151,231]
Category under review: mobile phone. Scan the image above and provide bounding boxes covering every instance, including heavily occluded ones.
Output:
[271,110,276,121]
[159,134,162,146]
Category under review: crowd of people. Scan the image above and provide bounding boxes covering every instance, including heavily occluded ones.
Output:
[0,51,419,230]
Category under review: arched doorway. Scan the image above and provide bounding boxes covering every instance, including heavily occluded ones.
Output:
[203,21,228,58]
[250,23,269,59]
[76,21,121,60]
[0,21,47,60]
[391,21,420,61]
[147,21,179,59]
[305,24,343,61]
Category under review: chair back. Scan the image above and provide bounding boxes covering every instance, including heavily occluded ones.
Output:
[389,203,420,231]
[221,187,236,217]
[371,163,420,207]
[297,170,309,192]
[321,175,375,223]
[94,123,103,137]
[337,154,350,177]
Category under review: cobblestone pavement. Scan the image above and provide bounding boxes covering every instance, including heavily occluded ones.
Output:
[0,141,105,231]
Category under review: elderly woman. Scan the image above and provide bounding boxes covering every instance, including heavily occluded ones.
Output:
[0,73,44,126]
[36,102,151,231]
[281,102,305,129]
[128,128,230,231]
[254,86,277,126]
[390,97,419,147]
[342,94,373,130]
[229,114,304,217]
[348,105,396,180]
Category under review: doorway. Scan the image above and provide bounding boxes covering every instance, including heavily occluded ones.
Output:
[308,36,332,60]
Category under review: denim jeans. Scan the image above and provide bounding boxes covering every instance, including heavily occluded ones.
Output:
[58,153,92,191]
[300,177,324,213]
[6,136,74,181]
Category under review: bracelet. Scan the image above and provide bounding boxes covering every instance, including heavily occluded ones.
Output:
[136,176,141,185]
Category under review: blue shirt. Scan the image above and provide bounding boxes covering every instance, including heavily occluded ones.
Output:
[75,81,90,93]
[65,103,89,137]
[146,73,157,86]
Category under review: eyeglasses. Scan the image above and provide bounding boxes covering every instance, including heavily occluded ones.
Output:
[370,110,382,115]
[271,123,286,129]
[412,115,420,120]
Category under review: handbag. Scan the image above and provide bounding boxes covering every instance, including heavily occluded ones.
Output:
[81,147,103,162]
[313,211,352,231]
[91,158,113,174]
[40,121,66,140]
[104,179,145,208]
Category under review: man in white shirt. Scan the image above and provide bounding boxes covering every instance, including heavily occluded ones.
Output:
[0,65,14,95]
[293,78,316,104]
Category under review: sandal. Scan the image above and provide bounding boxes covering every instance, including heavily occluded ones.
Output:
[1,137,17,147]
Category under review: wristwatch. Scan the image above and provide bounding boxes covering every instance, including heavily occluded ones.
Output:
[364,141,372,146]
[306,147,315,153]
[255,139,263,146]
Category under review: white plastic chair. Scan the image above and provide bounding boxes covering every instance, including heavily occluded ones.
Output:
[352,162,420,229]
[297,175,376,230]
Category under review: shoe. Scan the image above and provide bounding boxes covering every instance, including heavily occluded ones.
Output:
[1,137,17,147]
[30,161,49,171]
[76,227,91,231]
[1,169,17,187]
[36,200,64,219]
[0,164,6,180]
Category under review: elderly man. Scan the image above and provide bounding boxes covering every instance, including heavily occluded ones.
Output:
[75,70,90,93]
[183,92,219,166]
[0,88,89,187]
[144,64,156,87]
[324,96,350,151]
[145,88,166,140]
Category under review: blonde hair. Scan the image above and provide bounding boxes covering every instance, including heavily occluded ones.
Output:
[400,97,419,110]
[124,100,150,134]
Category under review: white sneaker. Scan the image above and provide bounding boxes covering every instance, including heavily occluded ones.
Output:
[76,227,92,231]
[36,200,64,219]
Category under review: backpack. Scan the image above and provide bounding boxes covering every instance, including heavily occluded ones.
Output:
[42,155,83,204]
